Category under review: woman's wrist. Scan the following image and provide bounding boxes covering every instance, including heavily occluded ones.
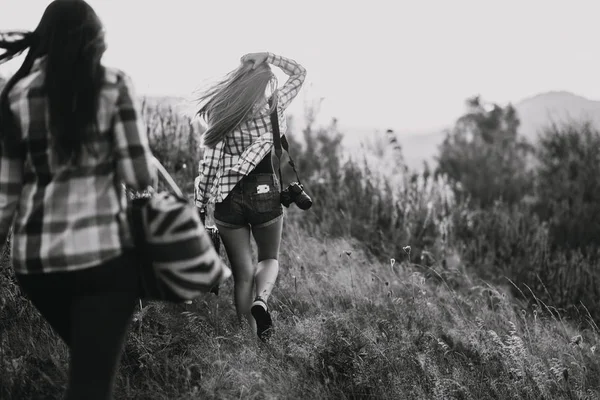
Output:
[197,207,206,224]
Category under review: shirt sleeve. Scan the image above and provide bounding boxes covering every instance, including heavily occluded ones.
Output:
[112,73,156,191]
[267,53,307,111]
[195,141,223,209]
[0,136,23,248]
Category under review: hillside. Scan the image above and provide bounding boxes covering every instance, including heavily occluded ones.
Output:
[3,93,600,400]
[3,219,600,399]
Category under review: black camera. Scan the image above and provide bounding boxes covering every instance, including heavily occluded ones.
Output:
[280,182,312,210]
[205,225,220,253]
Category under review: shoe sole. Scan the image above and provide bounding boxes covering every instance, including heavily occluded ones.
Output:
[251,304,273,342]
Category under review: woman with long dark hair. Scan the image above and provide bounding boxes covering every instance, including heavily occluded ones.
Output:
[195,52,306,341]
[0,1,155,398]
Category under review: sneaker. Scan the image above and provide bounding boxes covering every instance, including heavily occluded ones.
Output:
[251,297,273,342]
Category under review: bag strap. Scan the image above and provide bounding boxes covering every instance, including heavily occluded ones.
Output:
[152,157,185,198]
[268,98,302,186]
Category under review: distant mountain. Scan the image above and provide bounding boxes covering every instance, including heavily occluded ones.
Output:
[352,91,600,170]
[515,91,600,142]
[338,125,448,170]
[142,95,198,118]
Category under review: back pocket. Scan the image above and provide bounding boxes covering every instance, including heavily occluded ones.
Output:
[250,191,279,213]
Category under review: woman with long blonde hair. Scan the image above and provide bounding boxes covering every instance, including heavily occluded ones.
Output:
[195,52,306,341]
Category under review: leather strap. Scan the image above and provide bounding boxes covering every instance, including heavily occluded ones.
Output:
[268,98,301,186]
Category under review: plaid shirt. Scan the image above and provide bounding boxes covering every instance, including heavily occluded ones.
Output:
[0,58,155,274]
[195,53,306,209]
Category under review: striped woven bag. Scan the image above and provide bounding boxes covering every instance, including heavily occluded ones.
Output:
[128,158,231,303]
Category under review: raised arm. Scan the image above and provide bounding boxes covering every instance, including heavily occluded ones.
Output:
[266,53,306,110]
[241,52,307,111]
[112,73,156,191]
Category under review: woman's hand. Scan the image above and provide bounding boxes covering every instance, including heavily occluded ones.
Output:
[240,52,269,69]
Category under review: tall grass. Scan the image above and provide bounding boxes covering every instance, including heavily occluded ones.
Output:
[3,220,600,399]
[2,102,600,399]
[284,116,600,323]
[283,117,455,266]
[141,99,205,194]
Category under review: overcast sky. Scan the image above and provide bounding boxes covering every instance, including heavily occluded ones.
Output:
[1,0,599,133]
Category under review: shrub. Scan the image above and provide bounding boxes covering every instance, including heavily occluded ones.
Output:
[534,119,600,253]
[436,96,534,208]
[281,110,455,264]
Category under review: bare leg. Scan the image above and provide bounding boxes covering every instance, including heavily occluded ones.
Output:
[250,217,283,341]
[252,217,283,302]
[215,223,257,334]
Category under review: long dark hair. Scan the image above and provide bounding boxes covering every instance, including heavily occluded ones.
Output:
[196,61,277,149]
[0,0,107,164]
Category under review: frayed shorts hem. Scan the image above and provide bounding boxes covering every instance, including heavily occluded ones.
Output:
[214,213,283,230]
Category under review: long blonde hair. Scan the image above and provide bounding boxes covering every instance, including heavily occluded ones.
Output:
[197,61,278,149]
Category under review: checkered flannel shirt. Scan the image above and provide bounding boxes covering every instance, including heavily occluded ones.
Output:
[0,57,155,274]
[195,53,306,209]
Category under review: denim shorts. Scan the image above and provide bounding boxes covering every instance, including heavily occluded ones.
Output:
[214,173,284,229]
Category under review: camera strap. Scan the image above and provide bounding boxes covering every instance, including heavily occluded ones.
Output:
[268,97,302,187]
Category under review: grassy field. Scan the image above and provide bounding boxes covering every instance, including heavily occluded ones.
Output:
[2,102,600,399]
[2,219,600,400]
